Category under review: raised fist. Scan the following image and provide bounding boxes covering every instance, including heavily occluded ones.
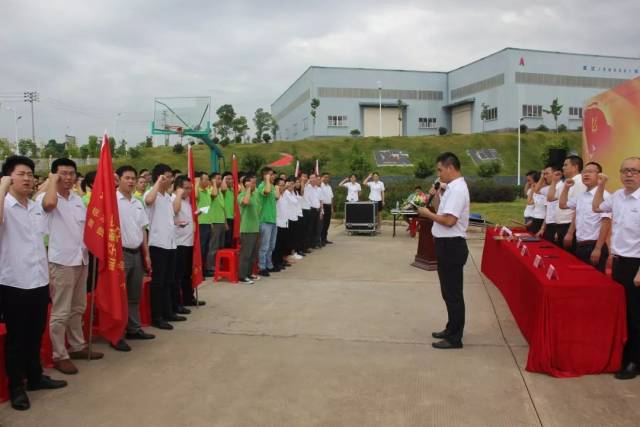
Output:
[597,173,608,186]
[0,175,12,190]
[565,178,575,188]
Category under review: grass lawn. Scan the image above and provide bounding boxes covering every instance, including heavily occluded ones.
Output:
[470,200,527,226]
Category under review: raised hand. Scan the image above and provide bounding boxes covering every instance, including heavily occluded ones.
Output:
[564,178,574,188]
[597,173,608,187]
[0,175,12,191]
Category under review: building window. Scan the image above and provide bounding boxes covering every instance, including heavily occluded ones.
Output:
[522,104,542,118]
[303,117,309,131]
[418,117,437,129]
[328,115,348,127]
[483,107,498,121]
[568,106,583,119]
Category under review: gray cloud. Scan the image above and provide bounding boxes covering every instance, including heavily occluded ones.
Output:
[1,0,639,147]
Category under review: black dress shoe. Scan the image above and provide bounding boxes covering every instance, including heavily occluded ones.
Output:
[167,314,187,322]
[268,267,281,273]
[325,240,334,244]
[184,300,206,307]
[204,270,214,277]
[615,362,638,380]
[152,320,174,330]
[111,339,132,352]
[432,339,463,349]
[258,269,271,277]
[126,330,156,340]
[175,306,191,315]
[10,387,30,411]
[27,375,68,391]
[432,329,450,339]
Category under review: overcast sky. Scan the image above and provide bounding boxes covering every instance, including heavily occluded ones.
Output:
[1,0,639,147]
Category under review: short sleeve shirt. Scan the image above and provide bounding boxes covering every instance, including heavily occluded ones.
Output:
[172,195,194,247]
[599,188,640,257]
[367,181,385,202]
[258,182,277,224]
[567,187,611,242]
[238,191,261,233]
[117,191,149,249]
[431,177,470,238]
[197,188,215,225]
[144,190,176,250]
[224,189,235,219]
[343,182,361,202]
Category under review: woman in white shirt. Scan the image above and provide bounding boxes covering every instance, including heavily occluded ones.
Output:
[363,172,385,229]
[339,174,361,202]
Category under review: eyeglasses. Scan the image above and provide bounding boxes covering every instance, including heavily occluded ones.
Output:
[620,168,640,176]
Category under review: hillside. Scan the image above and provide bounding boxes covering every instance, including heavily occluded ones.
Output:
[96,131,582,177]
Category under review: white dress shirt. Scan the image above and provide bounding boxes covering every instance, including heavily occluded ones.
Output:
[144,189,177,250]
[531,190,547,219]
[432,177,470,238]
[555,174,587,224]
[598,188,640,258]
[36,191,88,266]
[304,184,322,209]
[0,193,49,289]
[567,187,611,242]
[367,181,385,202]
[320,183,334,205]
[343,182,361,202]
[172,195,194,247]
[540,186,556,224]
[296,194,305,216]
[284,190,300,222]
[276,195,289,228]
[524,189,534,218]
[299,192,310,210]
[117,191,149,249]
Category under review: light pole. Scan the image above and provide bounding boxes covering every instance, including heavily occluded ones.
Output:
[517,116,524,185]
[24,91,39,145]
[377,81,382,138]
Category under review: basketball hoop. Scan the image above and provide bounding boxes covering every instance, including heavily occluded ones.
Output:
[164,125,184,135]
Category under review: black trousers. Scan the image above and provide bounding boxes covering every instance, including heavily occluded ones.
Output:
[199,224,212,270]
[175,245,194,308]
[612,256,640,365]
[273,226,290,266]
[225,218,235,248]
[301,209,312,250]
[309,208,321,248]
[527,218,544,234]
[290,219,302,254]
[149,246,176,321]
[321,203,332,243]
[434,237,469,343]
[543,223,557,245]
[0,284,49,389]
[575,242,609,273]
[555,223,574,251]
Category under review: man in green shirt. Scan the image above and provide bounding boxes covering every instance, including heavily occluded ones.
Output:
[196,172,214,276]
[208,172,227,274]
[257,167,280,276]
[238,174,260,284]
[222,172,235,248]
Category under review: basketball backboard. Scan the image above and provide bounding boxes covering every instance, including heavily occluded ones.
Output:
[152,96,211,136]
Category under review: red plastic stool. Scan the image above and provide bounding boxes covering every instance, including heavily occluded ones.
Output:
[215,249,239,284]
[409,217,418,238]
[139,277,152,327]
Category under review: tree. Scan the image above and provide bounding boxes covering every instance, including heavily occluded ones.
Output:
[477,161,502,178]
[18,138,38,157]
[253,108,273,143]
[115,140,128,158]
[231,115,249,144]
[350,129,361,137]
[480,103,489,133]
[0,138,13,158]
[86,135,100,157]
[66,138,79,157]
[397,99,403,136]
[143,136,153,148]
[347,146,371,179]
[214,104,236,143]
[543,98,563,133]
[310,97,320,137]
[262,133,272,144]
[128,146,142,159]
[108,136,116,157]
[172,143,185,154]
[240,153,266,173]
[414,159,435,179]
[41,139,67,158]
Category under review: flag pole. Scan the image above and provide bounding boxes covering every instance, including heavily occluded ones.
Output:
[87,255,98,361]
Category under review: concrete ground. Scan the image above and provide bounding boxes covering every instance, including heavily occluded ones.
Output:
[2,225,640,426]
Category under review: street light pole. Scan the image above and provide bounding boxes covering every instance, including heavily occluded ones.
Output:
[517,117,524,185]
[377,81,382,138]
[23,91,39,145]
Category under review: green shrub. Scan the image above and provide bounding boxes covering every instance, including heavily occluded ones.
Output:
[172,143,185,154]
[537,124,549,132]
[468,180,517,202]
[477,160,501,178]
[558,124,567,132]
[414,159,435,179]
[438,127,447,135]
[240,153,266,174]
[519,124,527,133]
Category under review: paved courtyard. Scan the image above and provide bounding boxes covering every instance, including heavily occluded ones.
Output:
[2,224,639,426]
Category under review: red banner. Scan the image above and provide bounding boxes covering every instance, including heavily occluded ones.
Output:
[83,133,128,344]
[188,144,204,288]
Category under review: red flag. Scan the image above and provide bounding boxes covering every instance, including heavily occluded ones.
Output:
[294,159,300,177]
[83,133,127,345]
[232,154,241,248]
[188,144,204,288]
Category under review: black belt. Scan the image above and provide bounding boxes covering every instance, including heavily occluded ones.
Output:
[310,207,320,211]
[123,247,140,254]
[434,236,465,241]
[612,255,640,261]
[576,240,597,247]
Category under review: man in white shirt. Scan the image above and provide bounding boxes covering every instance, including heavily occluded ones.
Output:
[546,155,587,251]
[417,152,469,350]
[144,164,185,330]
[536,164,562,243]
[340,174,361,202]
[593,157,640,380]
[364,172,385,229]
[0,156,67,411]
[114,166,155,353]
[298,174,312,253]
[305,173,323,249]
[40,158,103,375]
[320,173,334,246]
[559,161,611,272]
[172,176,195,316]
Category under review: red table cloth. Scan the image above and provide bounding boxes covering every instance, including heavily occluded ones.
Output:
[481,227,627,377]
